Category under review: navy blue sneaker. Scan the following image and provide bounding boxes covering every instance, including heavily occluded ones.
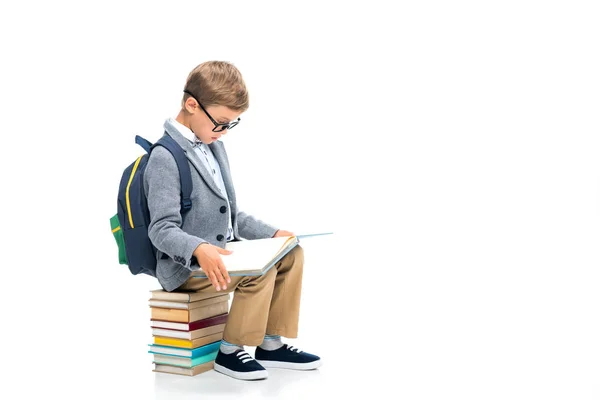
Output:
[214,349,268,380]
[255,344,322,370]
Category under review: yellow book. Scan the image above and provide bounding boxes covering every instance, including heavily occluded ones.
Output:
[153,331,224,349]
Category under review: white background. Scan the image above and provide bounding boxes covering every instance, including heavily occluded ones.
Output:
[1,1,600,399]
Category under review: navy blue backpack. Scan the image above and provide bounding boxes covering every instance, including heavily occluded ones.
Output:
[110,134,193,277]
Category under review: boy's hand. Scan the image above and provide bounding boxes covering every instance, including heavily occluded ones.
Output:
[273,229,295,237]
[193,243,232,291]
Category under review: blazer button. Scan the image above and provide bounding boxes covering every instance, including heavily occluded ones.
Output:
[220,206,227,213]
[217,234,224,241]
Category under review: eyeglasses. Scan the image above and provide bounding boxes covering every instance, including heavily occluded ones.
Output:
[183,89,240,132]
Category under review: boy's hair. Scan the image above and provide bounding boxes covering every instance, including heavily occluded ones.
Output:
[183,61,249,113]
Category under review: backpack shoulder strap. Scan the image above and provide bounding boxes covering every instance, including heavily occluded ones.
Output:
[151,134,193,214]
[135,135,153,153]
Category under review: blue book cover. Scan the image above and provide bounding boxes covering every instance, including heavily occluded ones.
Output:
[148,341,221,358]
[296,232,334,239]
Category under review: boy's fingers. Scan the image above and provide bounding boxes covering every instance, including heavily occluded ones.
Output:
[214,268,227,290]
[208,270,220,291]
[218,263,231,284]
[217,247,233,255]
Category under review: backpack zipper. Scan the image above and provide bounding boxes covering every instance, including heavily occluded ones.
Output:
[126,156,144,228]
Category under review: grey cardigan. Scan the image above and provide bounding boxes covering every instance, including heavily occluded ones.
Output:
[143,120,278,292]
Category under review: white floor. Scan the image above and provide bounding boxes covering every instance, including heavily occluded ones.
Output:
[152,351,330,400]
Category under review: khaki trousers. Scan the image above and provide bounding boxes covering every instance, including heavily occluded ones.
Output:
[178,245,304,346]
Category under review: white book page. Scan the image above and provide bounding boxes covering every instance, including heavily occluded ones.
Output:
[221,236,292,272]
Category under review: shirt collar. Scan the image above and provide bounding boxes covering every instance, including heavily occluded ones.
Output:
[167,117,202,146]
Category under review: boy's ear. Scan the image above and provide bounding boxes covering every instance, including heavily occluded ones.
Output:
[183,97,198,114]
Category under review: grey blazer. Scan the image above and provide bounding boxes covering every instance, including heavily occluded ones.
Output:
[143,120,278,292]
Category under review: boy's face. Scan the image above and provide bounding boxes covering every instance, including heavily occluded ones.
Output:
[184,97,242,144]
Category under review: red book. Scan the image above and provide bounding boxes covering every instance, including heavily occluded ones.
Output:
[151,313,228,331]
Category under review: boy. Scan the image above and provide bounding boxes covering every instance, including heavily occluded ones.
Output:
[143,61,321,380]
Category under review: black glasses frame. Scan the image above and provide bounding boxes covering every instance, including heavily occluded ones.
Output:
[183,89,240,132]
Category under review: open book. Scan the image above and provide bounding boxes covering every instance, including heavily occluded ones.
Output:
[191,235,300,278]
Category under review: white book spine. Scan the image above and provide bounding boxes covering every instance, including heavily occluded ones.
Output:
[152,328,190,339]
[151,321,188,330]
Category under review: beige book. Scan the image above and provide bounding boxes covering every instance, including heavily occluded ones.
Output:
[153,361,214,376]
[151,301,229,323]
[148,294,230,310]
[151,323,226,340]
[150,289,226,303]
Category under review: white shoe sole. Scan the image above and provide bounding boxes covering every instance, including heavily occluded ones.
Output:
[214,363,268,380]
[256,359,323,370]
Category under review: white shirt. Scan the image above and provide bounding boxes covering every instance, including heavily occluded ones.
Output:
[168,118,234,242]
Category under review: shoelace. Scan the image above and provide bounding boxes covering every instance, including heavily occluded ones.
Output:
[287,345,303,353]
[236,350,254,364]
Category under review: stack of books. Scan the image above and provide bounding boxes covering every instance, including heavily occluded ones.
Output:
[148,289,230,376]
